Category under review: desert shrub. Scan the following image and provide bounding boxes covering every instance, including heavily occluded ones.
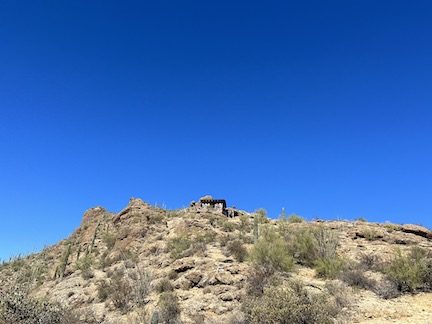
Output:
[168,269,178,280]
[227,240,248,262]
[245,266,271,297]
[241,234,254,244]
[285,228,318,266]
[223,221,239,232]
[286,214,305,224]
[76,255,94,279]
[158,292,181,324]
[195,229,217,244]
[168,233,192,259]
[16,263,46,286]
[0,285,78,324]
[383,248,432,293]
[325,280,353,309]
[10,254,26,272]
[131,268,153,306]
[284,226,339,269]
[149,212,165,224]
[359,253,380,271]
[374,278,401,299]
[355,217,367,222]
[385,223,401,233]
[242,281,338,324]
[313,226,339,260]
[110,275,132,312]
[189,231,212,256]
[363,228,382,241]
[249,227,294,274]
[420,258,432,290]
[102,231,117,249]
[99,268,152,309]
[314,257,347,280]
[254,208,267,222]
[156,278,174,293]
[410,246,429,260]
[239,214,252,234]
[97,280,111,301]
[340,267,376,290]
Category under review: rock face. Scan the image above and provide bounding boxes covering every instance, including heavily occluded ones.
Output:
[1,198,432,324]
[113,197,151,223]
[80,206,111,228]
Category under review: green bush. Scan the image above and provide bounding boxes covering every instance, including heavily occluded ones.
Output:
[245,266,270,297]
[0,285,78,324]
[97,280,111,301]
[325,280,353,309]
[254,209,268,223]
[110,275,132,312]
[284,226,339,268]
[285,228,319,266]
[340,267,376,290]
[314,257,347,280]
[239,214,252,234]
[158,292,181,324]
[156,278,174,293]
[168,233,192,259]
[222,221,239,232]
[374,278,400,299]
[99,268,152,309]
[242,281,338,324]
[313,226,339,260]
[286,214,305,224]
[363,228,382,241]
[102,231,117,249]
[359,253,380,271]
[249,227,294,274]
[227,240,248,262]
[75,255,94,279]
[384,248,424,292]
[420,258,432,290]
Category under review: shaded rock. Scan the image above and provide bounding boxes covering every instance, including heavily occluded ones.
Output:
[219,292,234,301]
[208,273,234,285]
[173,258,195,273]
[185,272,202,288]
[400,224,431,239]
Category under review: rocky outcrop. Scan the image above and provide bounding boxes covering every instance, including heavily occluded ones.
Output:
[113,197,151,223]
[80,206,111,228]
[400,224,431,239]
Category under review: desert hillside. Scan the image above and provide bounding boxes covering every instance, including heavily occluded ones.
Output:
[1,197,431,324]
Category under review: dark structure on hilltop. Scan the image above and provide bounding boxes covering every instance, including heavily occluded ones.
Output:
[190,195,237,217]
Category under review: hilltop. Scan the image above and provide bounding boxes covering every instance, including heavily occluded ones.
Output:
[0,197,432,323]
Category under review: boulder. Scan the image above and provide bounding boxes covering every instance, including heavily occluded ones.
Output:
[400,224,431,239]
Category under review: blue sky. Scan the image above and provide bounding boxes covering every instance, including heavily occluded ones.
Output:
[1,1,431,260]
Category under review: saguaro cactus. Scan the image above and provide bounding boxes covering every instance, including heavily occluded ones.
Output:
[59,244,71,279]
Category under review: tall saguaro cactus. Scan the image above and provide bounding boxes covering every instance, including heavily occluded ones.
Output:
[59,243,71,279]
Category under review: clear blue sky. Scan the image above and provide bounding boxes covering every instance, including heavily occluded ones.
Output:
[1,1,431,261]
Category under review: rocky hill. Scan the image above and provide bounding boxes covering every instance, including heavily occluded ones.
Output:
[1,197,432,324]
